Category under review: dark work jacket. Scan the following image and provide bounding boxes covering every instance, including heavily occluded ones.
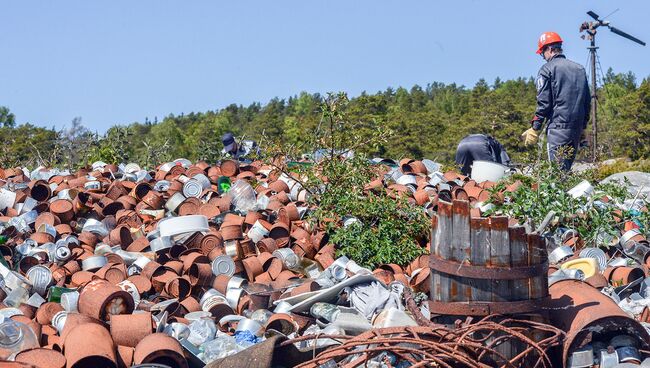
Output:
[534,54,591,147]
[455,134,510,176]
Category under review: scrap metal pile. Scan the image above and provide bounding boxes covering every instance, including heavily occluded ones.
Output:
[282,317,564,368]
[0,158,647,367]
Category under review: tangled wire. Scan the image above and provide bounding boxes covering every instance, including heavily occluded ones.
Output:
[282,316,564,368]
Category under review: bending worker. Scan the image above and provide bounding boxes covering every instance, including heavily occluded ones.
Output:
[522,32,591,171]
[221,132,259,161]
[455,134,510,176]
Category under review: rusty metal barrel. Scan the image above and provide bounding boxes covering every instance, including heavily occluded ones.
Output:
[548,279,650,367]
[428,200,549,315]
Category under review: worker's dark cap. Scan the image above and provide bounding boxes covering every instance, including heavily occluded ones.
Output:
[221,132,236,152]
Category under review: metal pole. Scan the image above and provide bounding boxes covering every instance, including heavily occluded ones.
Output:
[589,36,598,162]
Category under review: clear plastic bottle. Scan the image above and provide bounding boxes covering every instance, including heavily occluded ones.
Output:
[0,320,39,360]
[3,287,30,308]
[245,309,274,325]
[228,180,257,214]
[272,248,322,278]
[310,302,341,323]
[201,332,243,363]
[302,324,344,349]
[187,318,217,347]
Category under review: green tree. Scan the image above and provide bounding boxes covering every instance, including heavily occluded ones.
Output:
[599,69,640,158]
[0,106,16,128]
[613,77,650,160]
[2,73,649,168]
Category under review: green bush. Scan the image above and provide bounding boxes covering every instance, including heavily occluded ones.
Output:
[264,93,430,269]
[310,155,429,269]
[486,159,644,247]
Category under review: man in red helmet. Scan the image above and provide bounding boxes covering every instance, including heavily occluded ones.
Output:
[522,32,591,170]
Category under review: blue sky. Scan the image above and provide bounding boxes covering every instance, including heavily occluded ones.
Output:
[1,1,649,132]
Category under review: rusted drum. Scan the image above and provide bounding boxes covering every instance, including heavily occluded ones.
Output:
[548,279,650,367]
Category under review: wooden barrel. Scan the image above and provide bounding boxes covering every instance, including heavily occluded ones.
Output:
[429,199,548,314]
[429,200,549,363]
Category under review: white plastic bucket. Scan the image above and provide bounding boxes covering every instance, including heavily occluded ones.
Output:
[567,180,593,199]
[470,160,510,183]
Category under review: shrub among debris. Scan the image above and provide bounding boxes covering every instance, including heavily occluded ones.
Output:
[310,154,430,269]
[265,92,430,270]
[485,159,648,247]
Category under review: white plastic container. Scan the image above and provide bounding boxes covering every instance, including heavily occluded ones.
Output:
[471,160,510,183]
[567,180,594,199]
[159,215,209,237]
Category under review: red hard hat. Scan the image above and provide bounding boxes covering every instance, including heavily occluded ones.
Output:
[537,32,563,54]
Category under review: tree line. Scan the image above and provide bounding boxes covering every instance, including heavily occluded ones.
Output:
[1,69,648,170]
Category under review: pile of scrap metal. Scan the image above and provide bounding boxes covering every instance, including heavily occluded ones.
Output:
[0,159,436,368]
[279,315,564,368]
[0,158,647,368]
[544,223,650,367]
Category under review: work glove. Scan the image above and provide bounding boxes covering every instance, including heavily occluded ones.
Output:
[531,116,543,131]
[521,128,539,146]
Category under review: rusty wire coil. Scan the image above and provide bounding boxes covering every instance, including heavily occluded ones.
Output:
[282,316,564,368]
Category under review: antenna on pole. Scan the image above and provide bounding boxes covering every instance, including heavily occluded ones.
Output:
[580,10,645,162]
